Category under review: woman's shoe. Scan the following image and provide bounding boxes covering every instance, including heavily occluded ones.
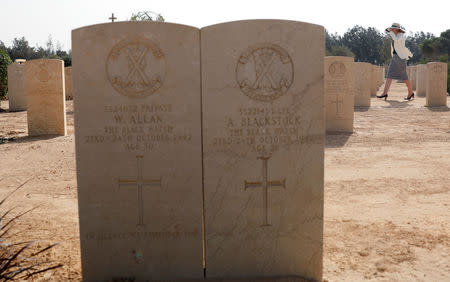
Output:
[377,94,388,100]
[404,92,415,100]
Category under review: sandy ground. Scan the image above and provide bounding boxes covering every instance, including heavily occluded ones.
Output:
[0,82,449,281]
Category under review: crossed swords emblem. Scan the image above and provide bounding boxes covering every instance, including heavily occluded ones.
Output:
[252,51,278,89]
[124,46,151,86]
[107,38,165,97]
[236,44,293,102]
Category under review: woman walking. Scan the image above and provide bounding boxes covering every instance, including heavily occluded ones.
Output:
[377,23,414,100]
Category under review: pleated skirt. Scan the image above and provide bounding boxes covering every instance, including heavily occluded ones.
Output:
[387,54,408,80]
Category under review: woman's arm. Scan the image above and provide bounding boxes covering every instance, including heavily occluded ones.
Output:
[389,31,406,41]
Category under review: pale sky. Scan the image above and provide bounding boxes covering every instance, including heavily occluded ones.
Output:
[1,0,449,51]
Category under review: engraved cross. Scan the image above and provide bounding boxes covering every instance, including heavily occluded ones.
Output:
[245,156,286,227]
[118,155,161,226]
[331,95,344,115]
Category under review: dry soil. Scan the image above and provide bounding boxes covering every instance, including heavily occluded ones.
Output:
[0,82,449,281]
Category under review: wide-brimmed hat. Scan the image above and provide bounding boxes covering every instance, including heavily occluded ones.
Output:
[387,23,406,32]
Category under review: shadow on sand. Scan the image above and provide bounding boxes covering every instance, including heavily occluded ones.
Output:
[354,106,370,112]
[1,134,61,145]
[425,106,450,112]
[0,109,27,114]
[380,99,414,109]
[325,132,352,148]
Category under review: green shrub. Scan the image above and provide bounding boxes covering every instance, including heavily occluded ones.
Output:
[0,49,12,100]
[327,45,355,57]
[438,54,449,62]
[130,11,164,22]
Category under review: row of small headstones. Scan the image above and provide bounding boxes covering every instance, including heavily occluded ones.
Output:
[7,58,447,138]
[8,59,73,104]
[324,57,448,133]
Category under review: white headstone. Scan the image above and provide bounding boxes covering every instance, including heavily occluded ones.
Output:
[25,59,66,136]
[416,64,427,97]
[202,20,324,281]
[325,56,354,132]
[354,62,371,107]
[73,22,203,280]
[426,62,447,107]
[7,60,27,111]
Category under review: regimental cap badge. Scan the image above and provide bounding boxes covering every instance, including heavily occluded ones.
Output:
[106,37,166,98]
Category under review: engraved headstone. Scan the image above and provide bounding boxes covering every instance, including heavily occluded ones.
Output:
[375,66,380,88]
[410,65,417,90]
[374,66,379,88]
[354,62,371,107]
[370,64,379,96]
[325,56,354,132]
[7,59,27,111]
[416,64,427,97]
[202,20,324,281]
[25,59,66,136]
[378,66,384,87]
[65,67,73,100]
[72,22,203,280]
[426,62,447,107]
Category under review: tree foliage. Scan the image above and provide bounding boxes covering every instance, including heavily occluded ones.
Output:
[0,49,12,100]
[326,26,384,64]
[130,11,165,22]
[0,36,71,67]
[325,30,341,52]
[326,45,355,57]
[405,31,435,64]
[379,36,392,65]
[419,29,450,62]
[326,26,439,66]
[342,26,383,64]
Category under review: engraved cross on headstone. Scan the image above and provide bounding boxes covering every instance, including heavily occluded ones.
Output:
[331,94,344,116]
[244,156,286,227]
[118,155,161,226]
[109,13,117,22]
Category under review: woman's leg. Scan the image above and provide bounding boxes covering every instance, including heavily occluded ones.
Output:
[382,78,393,94]
[405,80,413,95]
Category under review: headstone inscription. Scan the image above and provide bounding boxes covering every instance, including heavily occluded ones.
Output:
[65,66,73,100]
[325,56,354,132]
[25,59,66,136]
[416,64,427,97]
[7,59,27,111]
[72,22,203,280]
[354,62,371,107]
[426,62,447,107]
[202,20,324,281]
